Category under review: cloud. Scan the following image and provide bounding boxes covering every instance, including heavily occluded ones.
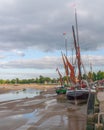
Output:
[0,71,57,79]
[0,0,103,53]
[0,0,103,79]
[0,56,62,69]
[13,50,25,57]
[0,55,104,69]
[0,54,103,79]
[83,55,104,66]
[0,55,6,59]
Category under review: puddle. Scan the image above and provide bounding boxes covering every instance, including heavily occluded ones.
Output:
[45,99,56,105]
[10,109,39,120]
[0,99,22,105]
[0,116,27,130]
[14,109,43,130]
[44,93,57,98]
[45,99,57,110]
[23,109,39,119]
[40,115,68,126]
[1,109,41,126]
[0,88,41,102]
[37,115,69,130]
[15,110,68,130]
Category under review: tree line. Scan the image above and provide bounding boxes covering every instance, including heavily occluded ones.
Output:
[0,75,57,84]
[0,70,104,84]
[86,70,104,81]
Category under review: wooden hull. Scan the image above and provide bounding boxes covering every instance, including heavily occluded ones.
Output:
[66,89,89,101]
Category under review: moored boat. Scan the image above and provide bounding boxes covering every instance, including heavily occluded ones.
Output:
[55,86,67,94]
[66,89,89,100]
[65,10,95,104]
[66,82,96,104]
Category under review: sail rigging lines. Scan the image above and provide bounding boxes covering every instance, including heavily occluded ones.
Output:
[56,67,63,86]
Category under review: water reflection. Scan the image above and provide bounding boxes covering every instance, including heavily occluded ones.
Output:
[0,88,41,102]
[66,100,87,130]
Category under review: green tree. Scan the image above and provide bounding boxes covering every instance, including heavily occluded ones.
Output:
[0,79,5,84]
[97,71,102,80]
[39,75,45,83]
[92,72,97,81]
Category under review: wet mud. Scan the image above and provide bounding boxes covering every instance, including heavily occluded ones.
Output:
[0,89,87,130]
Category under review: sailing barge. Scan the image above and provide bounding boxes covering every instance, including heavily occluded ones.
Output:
[65,10,94,104]
[56,10,96,103]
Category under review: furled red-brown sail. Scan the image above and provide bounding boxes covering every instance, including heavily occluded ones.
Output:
[64,55,76,83]
[61,52,69,84]
[56,68,63,86]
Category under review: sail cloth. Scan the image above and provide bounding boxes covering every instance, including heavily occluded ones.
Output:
[61,52,69,85]
[64,55,76,83]
[56,68,63,86]
[61,52,69,76]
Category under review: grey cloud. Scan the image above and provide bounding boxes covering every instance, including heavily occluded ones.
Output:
[0,0,103,52]
[0,56,62,69]
[13,50,25,57]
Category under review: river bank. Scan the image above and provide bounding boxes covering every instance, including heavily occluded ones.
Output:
[0,83,56,94]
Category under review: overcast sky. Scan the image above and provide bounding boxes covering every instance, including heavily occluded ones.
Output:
[0,0,104,79]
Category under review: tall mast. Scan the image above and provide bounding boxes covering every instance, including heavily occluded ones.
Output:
[72,9,82,83]
[75,8,79,47]
[65,38,67,57]
[72,25,77,54]
[75,9,82,82]
[63,32,67,57]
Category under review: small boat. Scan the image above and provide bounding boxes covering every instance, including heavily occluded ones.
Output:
[55,86,67,94]
[56,68,67,94]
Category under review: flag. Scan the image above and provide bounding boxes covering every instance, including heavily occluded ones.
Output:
[63,32,66,35]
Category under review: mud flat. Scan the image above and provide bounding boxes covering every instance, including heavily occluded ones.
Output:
[0,85,87,130]
[0,84,56,93]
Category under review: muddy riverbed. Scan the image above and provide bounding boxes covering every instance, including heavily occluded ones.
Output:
[0,88,87,130]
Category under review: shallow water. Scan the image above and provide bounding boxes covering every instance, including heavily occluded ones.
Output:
[0,88,41,102]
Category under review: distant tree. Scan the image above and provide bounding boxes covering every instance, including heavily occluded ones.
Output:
[88,71,93,80]
[35,78,39,83]
[97,71,100,80]
[92,72,97,81]
[82,74,88,80]
[5,79,10,84]
[39,75,45,83]
[45,77,51,83]
[11,79,16,84]
[16,78,19,84]
[0,71,104,85]
[51,78,57,83]
[0,79,5,84]
[97,70,104,80]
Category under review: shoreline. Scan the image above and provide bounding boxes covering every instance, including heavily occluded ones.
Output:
[0,83,56,94]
